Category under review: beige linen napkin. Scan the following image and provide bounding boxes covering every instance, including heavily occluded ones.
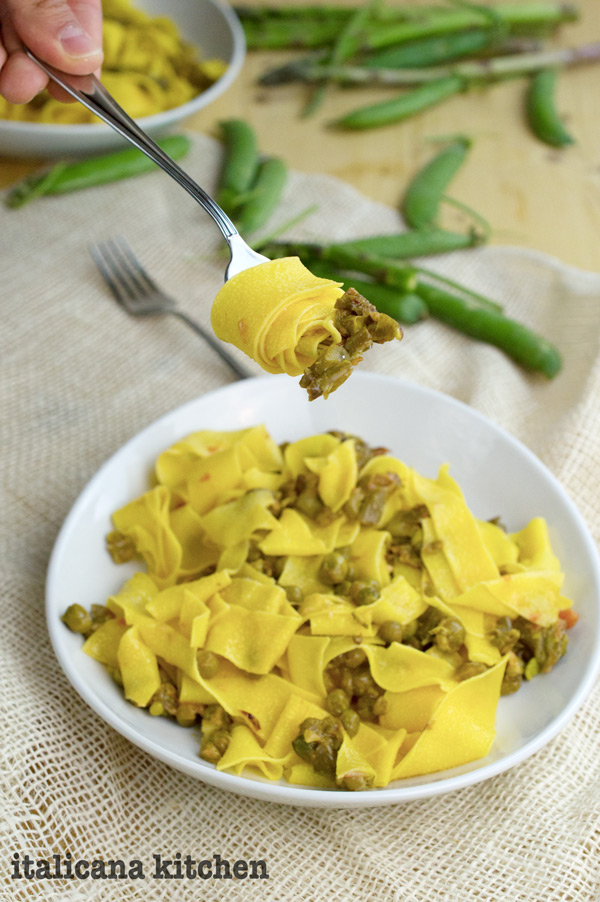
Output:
[1,132,599,901]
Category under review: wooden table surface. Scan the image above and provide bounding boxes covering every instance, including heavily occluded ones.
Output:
[1,0,599,272]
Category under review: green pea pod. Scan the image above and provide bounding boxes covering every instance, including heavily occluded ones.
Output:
[415,280,562,377]
[305,260,428,324]
[526,68,574,147]
[236,156,288,235]
[365,28,495,69]
[216,119,260,215]
[350,283,429,324]
[241,18,343,49]
[331,75,465,130]
[4,134,192,209]
[402,137,471,230]
[333,228,478,258]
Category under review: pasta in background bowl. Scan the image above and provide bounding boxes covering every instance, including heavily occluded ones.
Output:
[0,0,245,157]
[46,374,600,807]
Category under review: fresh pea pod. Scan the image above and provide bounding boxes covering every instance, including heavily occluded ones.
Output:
[414,279,562,376]
[348,282,428,324]
[331,75,465,130]
[216,119,260,214]
[365,29,496,69]
[402,137,471,230]
[4,134,192,209]
[306,261,428,324]
[236,156,288,234]
[526,68,574,147]
[333,227,479,258]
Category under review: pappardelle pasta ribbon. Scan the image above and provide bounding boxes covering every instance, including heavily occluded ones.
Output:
[211,257,403,399]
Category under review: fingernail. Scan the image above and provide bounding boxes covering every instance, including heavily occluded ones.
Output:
[59,22,96,57]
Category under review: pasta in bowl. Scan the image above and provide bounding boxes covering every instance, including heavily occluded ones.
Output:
[0,0,245,157]
[46,375,600,807]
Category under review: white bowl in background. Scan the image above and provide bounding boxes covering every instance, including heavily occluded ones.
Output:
[0,0,245,158]
[45,373,600,808]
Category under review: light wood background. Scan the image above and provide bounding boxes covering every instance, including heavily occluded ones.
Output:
[1,0,599,271]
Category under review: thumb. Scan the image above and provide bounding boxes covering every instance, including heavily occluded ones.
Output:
[6,0,103,73]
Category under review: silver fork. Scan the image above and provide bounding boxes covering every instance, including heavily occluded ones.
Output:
[24,48,268,282]
[90,237,250,380]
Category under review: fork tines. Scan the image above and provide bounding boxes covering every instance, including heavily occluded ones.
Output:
[90,236,174,312]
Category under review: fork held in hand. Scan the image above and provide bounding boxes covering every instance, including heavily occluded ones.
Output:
[90,238,250,380]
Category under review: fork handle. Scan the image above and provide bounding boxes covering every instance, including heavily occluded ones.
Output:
[170,311,251,380]
[24,49,237,241]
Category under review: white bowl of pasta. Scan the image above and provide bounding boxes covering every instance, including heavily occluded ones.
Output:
[0,0,245,157]
[45,374,600,807]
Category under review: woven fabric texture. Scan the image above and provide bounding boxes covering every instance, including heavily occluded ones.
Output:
[1,133,599,902]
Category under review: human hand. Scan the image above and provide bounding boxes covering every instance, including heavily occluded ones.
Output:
[0,0,103,104]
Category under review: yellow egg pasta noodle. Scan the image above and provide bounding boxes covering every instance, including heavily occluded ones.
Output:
[211,258,343,376]
[211,257,402,400]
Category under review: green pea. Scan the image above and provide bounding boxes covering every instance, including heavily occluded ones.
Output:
[455,661,488,682]
[151,682,178,716]
[489,616,520,653]
[175,705,199,728]
[340,708,361,737]
[211,729,232,755]
[352,670,377,697]
[340,648,367,669]
[341,771,372,791]
[200,740,221,764]
[378,620,404,644]
[284,585,304,605]
[433,617,466,653]
[61,604,92,635]
[372,696,388,717]
[352,580,380,606]
[501,652,525,695]
[319,552,349,585]
[326,689,350,716]
[339,669,355,698]
[203,704,232,729]
[196,651,220,679]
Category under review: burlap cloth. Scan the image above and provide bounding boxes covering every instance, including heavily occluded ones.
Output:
[1,132,599,901]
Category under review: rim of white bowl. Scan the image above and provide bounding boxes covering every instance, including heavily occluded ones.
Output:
[0,0,246,136]
[45,374,600,808]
